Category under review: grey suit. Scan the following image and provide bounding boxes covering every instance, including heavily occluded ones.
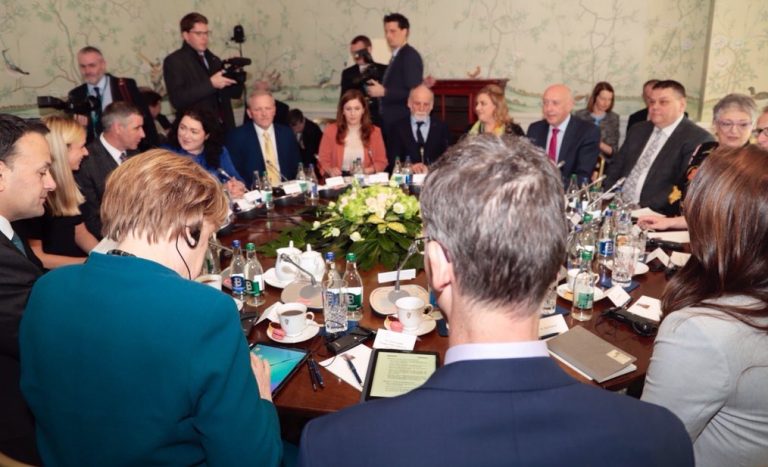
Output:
[642,297,768,467]
[604,118,713,214]
[74,139,120,239]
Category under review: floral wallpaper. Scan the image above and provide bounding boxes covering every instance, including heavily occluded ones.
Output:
[1,0,765,122]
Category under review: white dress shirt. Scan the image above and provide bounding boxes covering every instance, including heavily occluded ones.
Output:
[445,340,550,365]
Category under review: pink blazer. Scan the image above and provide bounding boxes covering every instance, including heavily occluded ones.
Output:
[318,123,388,175]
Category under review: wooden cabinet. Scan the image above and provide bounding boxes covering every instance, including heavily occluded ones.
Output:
[430,79,508,143]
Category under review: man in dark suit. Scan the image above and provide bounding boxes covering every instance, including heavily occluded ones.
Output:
[365,13,423,141]
[605,80,714,214]
[0,115,56,464]
[626,79,659,133]
[340,35,387,127]
[388,84,449,172]
[297,136,693,467]
[163,12,243,132]
[226,91,300,188]
[75,102,145,238]
[288,109,322,168]
[527,84,600,185]
[69,46,158,150]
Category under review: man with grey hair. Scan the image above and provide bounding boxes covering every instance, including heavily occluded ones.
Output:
[75,102,145,238]
[297,135,693,467]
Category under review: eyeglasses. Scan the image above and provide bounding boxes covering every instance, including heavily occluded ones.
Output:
[715,120,752,131]
[753,127,768,137]
[188,30,210,37]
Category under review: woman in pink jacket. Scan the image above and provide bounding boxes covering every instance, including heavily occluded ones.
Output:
[318,89,387,176]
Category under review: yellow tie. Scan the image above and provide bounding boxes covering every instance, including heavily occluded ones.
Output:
[263,131,281,185]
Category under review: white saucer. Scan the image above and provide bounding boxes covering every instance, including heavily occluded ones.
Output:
[556,284,606,302]
[384,315,436,337]
[607,261,649,276]
[266,322,320,344]
[264,268,293,289]
[370,285,430,316]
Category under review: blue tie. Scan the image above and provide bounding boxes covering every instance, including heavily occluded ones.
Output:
[11,232,26,257]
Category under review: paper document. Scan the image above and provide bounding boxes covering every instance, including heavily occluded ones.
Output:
[538,314,569,338]
[373,329,416,350]
[631,207,664,218]
[647,231,690,243]
[321,344,372,391]
[627,296,662,322]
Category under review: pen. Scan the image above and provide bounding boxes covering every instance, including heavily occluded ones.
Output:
[539,332,560,340]
[342,354,363,385]
[306,359,317,391]
[309,358,324,388]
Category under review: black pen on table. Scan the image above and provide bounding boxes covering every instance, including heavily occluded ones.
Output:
[309,358,324,388]
[306,359,318,392]
[343,355,363,385]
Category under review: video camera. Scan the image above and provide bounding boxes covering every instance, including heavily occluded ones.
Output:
[37,95,98,115]
[222,56,251,84]
[351,49,382,86]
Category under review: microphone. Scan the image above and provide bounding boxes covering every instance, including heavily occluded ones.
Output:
[366,148,375,172]
[586,177,626,211]
[556,160,566,169]
[265,159,289,183]
[279,253,323,302]
[279,253,318,286]
[387,239,421,303]
[565,175,606,200]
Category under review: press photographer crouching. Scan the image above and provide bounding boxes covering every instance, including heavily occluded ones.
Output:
[19,150,282,465]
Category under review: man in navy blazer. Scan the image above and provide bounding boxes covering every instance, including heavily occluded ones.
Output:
[387,85,450,172]
[298,136,693,467]
[365,13,423,140]
[226,91,300,188]
[0,115,56,465]
[527,84,600,185]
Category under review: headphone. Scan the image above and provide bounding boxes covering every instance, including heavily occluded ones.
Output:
[184,223,202,249]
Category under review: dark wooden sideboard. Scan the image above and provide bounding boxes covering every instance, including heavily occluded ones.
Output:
[430,79,508,143]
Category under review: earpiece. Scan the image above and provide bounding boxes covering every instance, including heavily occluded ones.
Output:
[184,223,202,249]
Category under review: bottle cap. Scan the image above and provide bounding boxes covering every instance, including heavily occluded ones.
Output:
[325,251,335,261]
[580,249,593,261]
[346,252,356,262]
[232,240,241,248]
[246,242,255,251]
[582,213,593,222]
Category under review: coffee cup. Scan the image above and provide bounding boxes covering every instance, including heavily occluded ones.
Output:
[566,268,598,292]
[196,273,222,290]
[395,297,432,331]
[277,302,316,337]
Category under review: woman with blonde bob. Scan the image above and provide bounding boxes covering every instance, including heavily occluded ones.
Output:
[14,115,98,268]
[642,145,768,466]
[20,150,282,466]
[468,84,524,136]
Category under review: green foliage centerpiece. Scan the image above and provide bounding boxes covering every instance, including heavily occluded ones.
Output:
[259,183,423,271]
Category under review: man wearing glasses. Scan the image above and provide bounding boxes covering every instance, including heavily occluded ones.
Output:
[340,35,387,127]
[163,12,242,131]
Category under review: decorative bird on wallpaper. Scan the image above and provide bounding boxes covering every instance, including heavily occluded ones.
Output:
[467,66,481,79]
[748,87,768,101]
[317,69,335,88]
[3,49,30,76]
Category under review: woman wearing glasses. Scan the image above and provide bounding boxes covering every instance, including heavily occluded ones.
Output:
[641,145,768,467]
[638,94,756,231]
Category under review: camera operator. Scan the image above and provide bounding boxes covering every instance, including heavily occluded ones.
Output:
[163,12,243,132]
[340,35,387,127]
[69,46,158,150]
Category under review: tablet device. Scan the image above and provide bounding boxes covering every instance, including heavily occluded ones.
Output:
[249,343,308,396]
[361,349,439,402]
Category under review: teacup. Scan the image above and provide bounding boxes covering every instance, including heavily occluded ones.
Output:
[196,273,222,291]
[277,302,316,337]
[275,241,302,282]
[566,268,599,292]
[395,297,433,331]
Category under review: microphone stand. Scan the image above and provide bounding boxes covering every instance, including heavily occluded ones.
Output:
[387,240,421,303]
[279,253,318,287]
[586,177,626,211]
[565,175,606,200]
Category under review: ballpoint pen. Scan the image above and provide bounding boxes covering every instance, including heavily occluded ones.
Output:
[306,359,317,391]
[342,354,363,385]
[309,358,324,388]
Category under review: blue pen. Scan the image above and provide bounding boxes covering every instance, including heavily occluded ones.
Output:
[342,354,363,385]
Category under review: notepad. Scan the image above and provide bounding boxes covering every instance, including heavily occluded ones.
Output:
[547,326,637,383]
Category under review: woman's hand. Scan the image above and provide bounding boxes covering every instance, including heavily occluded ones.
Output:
[225,178,246,198]
[250,354,273,402]
[637,215,687,231]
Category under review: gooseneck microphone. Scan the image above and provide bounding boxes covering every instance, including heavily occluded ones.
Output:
[586,177,626,211]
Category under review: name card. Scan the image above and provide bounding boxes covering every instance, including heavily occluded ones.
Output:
[670,251,691,267]
[627,296,662,322]
[538,314,569,338]
[324,176,345,188]
[412,173,427,185]
[645,247,670,266]
[366,172,389,184]
[373,329,416,350]
[282,182,303,195]
[243,189,262,203]
[606,285,632,307]
[647,230,690,244]
[377,269,416,283]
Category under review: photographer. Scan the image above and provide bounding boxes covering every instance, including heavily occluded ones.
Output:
[340,35,387,127]
[163,12,243,132]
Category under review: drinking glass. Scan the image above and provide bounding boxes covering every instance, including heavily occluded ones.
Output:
[613,244,636,288]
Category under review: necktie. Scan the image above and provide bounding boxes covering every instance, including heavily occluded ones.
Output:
[92,86,103,137]
[198,53,208,70]
[119,152,128,164]
[624,128,664,203]
[415,121,426,164]
[10,232,27,257]
[263,131,281,185]
[548,128,560,162]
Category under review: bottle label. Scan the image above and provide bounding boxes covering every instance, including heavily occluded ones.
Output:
[245,275,263,296]
[263,191,273,203]
[299,181,308,193]
[346,287,363,310]
[311,183,318,197]
[598,239,614,257]
[404,173,412,185]
[231,274,245,293]
[575,291,594,309]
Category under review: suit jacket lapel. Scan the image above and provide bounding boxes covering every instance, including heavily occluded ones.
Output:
[645,120,687,177]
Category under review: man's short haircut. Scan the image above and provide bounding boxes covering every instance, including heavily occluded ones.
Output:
[350,35,372,48]
[247,90,275,109]
[140,89,162,107]
[420,135,567,314]
[383,13,410,30]
[180,12,208,33]
[712,93,757,122]
[653,80,686,98]
[0,114,49,166]
[102,149,228,244]
[288,109,305,126]
[643,79,660,89]
[101,102,141,133]
[77,46,103,57]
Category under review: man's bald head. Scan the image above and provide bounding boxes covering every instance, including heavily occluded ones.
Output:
[408,84,434,119]
[542,84,574,127]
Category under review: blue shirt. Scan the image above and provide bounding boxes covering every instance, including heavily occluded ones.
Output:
[445,340,550,365]
[163,145,244,183]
